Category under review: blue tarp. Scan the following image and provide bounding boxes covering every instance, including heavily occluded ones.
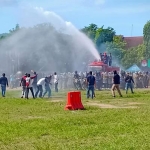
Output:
[126,64,141,72]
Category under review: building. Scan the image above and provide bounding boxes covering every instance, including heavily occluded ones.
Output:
[123,36,143,49]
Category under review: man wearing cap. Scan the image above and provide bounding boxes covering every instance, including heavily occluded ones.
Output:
[0,73,9,97]
[111,70,122,97]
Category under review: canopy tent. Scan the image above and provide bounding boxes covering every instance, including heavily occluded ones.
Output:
[126,64,141,72]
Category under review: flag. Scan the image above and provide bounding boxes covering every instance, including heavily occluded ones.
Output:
[141,60,147,67]
[148,60,150,68]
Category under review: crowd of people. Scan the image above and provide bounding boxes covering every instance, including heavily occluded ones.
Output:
[19,71,59,99]
[0,69,149,99]
[0,70,58,99]
[0,52,147,99]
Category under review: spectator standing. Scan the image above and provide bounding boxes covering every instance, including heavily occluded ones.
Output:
[10,74,15,89]
[125,73,134,94]
[108,53,112,66]
[54,72,59,92]
[0,73,9,97]
[95,72,101,90]
[86,71,95,99]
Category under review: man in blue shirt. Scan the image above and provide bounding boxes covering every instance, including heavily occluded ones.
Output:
[125,72,134,94]
[43,75,52,98]
[0,73,9,97]
[87,71,95,99]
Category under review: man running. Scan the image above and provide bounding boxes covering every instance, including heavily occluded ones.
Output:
[111,70,122,97]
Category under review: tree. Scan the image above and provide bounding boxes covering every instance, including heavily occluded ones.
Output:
[95,27,116,48]
[106,35,126,65]
[9,24,20,33]
[143,21,150,59]
[121,44,146,69]
[81,23,97,41]
[81,24,116,51]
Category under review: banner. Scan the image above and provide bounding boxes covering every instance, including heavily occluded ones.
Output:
[141,60,147,67]
[148,59,150,68]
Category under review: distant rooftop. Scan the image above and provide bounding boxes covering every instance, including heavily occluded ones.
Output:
[123,36,143,49]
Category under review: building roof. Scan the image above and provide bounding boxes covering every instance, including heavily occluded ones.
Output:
[123,36,143,49]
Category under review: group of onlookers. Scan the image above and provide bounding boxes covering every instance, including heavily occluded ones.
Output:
[0,70,59,99]
[20,71,37,99]
[0,69,149,99]
[132,72,149,88]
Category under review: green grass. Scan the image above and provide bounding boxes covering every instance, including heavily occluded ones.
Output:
[0,89,150,150]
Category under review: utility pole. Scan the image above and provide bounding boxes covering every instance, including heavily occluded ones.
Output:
[131,24,133,37]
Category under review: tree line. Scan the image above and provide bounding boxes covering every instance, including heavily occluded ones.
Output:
[81,22,150,69]
[0,21,150,72]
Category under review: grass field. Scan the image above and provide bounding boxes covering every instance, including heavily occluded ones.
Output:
[0,88,150,150]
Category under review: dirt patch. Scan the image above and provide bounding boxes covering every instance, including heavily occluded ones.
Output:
[87,102,139,109]
[27,116,45,119]
[127,102,145,105]
[88,103,119,108]
[46,99,64,102]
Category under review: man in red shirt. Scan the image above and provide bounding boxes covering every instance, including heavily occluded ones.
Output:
[20,73,27,98]
[25,73,37,99]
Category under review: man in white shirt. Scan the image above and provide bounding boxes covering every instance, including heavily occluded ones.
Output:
[35,77,46,98]
[25,74,37,99]
[54,72,59,92]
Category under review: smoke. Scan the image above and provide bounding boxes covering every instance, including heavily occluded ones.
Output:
[0,6,100,74]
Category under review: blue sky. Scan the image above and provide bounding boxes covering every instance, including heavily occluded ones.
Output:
[0,0,150,36]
